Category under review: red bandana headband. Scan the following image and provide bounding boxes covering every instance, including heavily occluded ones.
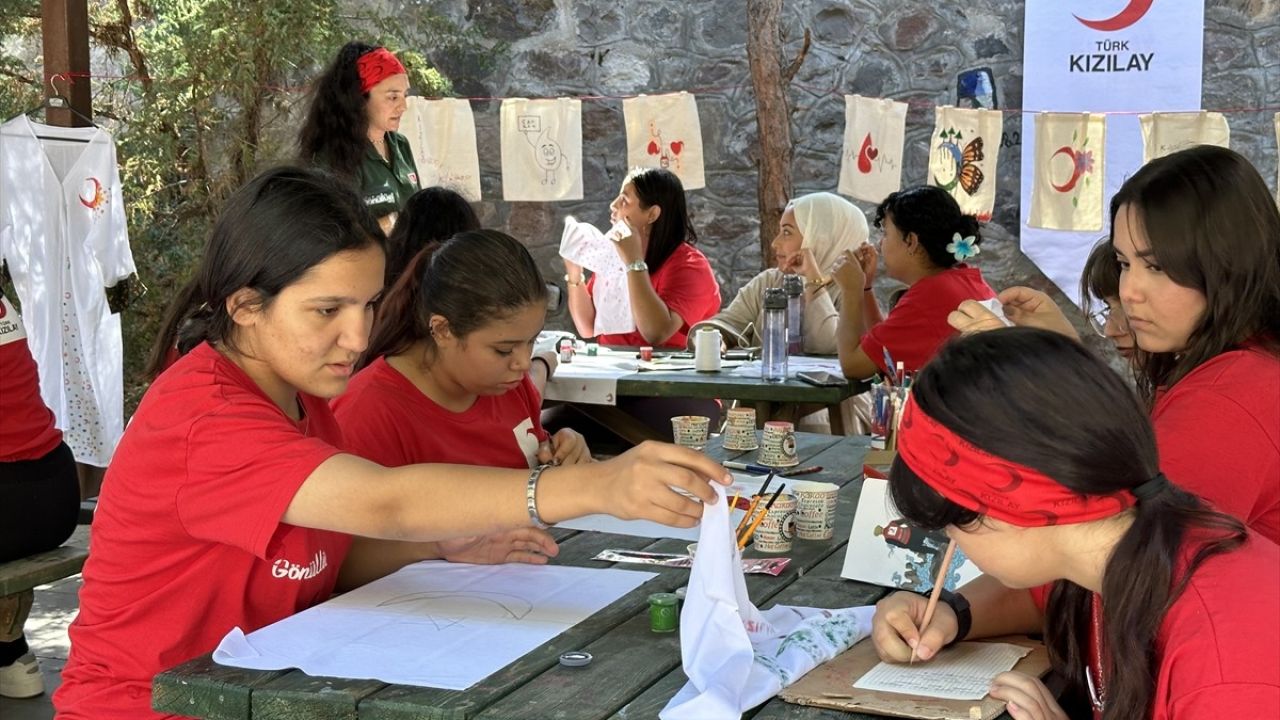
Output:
[356,47,406,94]
[896,397,1135,527]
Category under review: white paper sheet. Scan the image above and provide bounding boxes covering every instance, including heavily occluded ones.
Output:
[661,484,875,719]
[853,642,1031,700]
[559,474,764,540]
[729,356,845,379]
[542,351,640,405]
[212,561,654,690]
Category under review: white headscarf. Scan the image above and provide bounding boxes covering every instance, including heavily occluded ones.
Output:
[790,192,869,273]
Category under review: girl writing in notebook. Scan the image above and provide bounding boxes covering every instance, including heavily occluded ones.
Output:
[331,229,590,587]
[833,185,997,380]
[950,145,1280,543]
[870,329,1278,720]
[54,167,731,720]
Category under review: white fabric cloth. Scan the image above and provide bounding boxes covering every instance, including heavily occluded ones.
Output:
[500,98,583,201]
[1138,111,1229,164]
[0,116,135,466]
[838,95,908,203]
[1029,112,1107,232]
[400,97,482,200]
[661,485,875,719]
[623,92,705,189]
[928,106,1002,220]
[790,191,869,274]
[558,216,634,336]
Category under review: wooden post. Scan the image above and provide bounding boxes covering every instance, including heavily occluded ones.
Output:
[745,0,808,268]
[41,0,92,127]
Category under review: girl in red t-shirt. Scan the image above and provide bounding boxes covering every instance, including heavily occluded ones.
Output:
[332,230,592,585]
[951,145,1280,544]
[563,167,720,348]
[869,329,1278,720]
[55,167,731,720]
[833,185,996,380]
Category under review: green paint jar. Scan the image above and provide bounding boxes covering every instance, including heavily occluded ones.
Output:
[648,592,679,633]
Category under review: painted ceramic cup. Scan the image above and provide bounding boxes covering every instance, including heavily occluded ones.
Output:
[722,407,759,451]
[751,492,797,553]
[792,481,839,540]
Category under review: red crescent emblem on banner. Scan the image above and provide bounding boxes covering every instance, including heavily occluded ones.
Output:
[1050,146,1084,193]
[1074,0,1154,32]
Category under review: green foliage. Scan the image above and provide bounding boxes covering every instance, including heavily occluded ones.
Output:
[1,0,499,414]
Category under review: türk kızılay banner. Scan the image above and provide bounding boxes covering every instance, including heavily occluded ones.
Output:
[1020,0,1205,305]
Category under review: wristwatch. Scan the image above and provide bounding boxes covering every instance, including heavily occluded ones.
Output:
[625,259,649,273]
[563,273,584,287]
[931,589,972,645]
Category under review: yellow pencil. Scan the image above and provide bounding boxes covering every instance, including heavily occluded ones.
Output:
[911,539,957,664]
[737,485,785,549]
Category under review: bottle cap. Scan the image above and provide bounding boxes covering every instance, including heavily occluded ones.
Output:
[559,651,593,667]
[764,287,788,310]
[782,274,804,296]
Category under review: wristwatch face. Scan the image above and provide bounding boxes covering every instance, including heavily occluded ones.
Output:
[626,260,648,272]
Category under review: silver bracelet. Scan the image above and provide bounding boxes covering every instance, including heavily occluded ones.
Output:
[526,464,553,529]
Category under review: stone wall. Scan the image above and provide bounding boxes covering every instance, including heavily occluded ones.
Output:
[406,0,1279,337]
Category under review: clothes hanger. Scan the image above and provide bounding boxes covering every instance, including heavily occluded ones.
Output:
[14,74,98,142]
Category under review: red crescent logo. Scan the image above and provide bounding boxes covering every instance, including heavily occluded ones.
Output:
[1050,146,1084,193]
[79,177,103,208]
[1074,0,1154,32]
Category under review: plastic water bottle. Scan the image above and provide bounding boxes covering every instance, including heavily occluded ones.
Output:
[762,288,789,383]
[783,274,804,355]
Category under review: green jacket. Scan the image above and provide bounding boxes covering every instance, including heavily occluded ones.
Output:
[359,131,419,219]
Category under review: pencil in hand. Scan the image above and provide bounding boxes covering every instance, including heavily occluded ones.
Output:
[910,539,957,664]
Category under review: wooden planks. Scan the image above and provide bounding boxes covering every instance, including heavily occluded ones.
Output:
[0,545,88,596]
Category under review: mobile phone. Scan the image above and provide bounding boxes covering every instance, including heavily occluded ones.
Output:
[796,371,849,387]
[724,349,756,361]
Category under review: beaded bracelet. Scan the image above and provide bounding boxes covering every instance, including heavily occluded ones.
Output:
[526,463,553,529]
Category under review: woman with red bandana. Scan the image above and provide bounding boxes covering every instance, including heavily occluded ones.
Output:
[869,329,1278,720]
[299,42,420,234]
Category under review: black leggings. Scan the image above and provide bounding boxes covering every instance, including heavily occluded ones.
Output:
[0,441,78,665]
[0,441,80,564]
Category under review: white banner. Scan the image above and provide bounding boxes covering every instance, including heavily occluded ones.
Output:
[500,98,583,202]
[1138,111,1229,163]
[929,106,1003,221]
[1020,0,1205,304]
[623,92,706,189]
[400,97,482,201]
[838,95,908,203]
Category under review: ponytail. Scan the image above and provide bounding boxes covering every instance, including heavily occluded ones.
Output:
[363,241,439,367]
[1046,482,1246,720]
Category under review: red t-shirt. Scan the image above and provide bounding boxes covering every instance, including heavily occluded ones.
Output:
[54,342,351,720]
[1152,345,1280,544]
[0,294,62,461]
[587,242,721,348]
[1029,533,1280,719]
[859,265,995,374]
[332,357,544,469]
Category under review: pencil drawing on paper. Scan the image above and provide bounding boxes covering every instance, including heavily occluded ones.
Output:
[517,114,568,185]
[378,590,535,629]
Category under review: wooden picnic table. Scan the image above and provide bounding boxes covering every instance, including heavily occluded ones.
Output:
[152,433,933,720]
[548,352,865,442]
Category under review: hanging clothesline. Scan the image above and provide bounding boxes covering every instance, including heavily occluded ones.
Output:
[44,70,1280,116]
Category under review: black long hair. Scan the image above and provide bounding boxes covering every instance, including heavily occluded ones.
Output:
[298,41,379,179]
[626,167,698,273]
[1108,145,1280,406]
[384,187,480,286]
[364,230,547,367]
[1080,237,1120,319]
[888,328,1247,720]
[146,166,384,378]
[874,185,982,270]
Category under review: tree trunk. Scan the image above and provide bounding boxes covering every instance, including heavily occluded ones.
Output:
[746,1,809,269]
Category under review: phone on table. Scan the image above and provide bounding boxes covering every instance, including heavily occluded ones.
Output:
[796,371,849,387]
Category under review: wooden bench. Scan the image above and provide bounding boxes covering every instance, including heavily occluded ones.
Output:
[0,545,89,597]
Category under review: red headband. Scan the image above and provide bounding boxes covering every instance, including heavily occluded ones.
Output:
[356,48,406,94]
[896,397,1134,527]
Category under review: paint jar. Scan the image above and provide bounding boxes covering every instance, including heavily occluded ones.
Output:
[639,345,654,361]
[648,592,679,633]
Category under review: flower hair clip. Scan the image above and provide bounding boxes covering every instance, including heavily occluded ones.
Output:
[946,233,980,262]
